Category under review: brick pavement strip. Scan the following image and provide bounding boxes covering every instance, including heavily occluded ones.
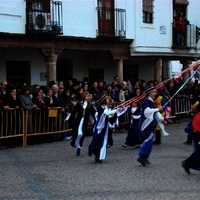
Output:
[0,119,200,200]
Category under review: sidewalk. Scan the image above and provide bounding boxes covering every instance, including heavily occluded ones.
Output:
[0,118,199,200]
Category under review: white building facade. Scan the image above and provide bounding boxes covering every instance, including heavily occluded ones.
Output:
[0,0,199,86]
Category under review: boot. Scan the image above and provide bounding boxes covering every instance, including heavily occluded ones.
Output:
[137,155,147,166]
[153,130,161,145]
[183,135,192,145]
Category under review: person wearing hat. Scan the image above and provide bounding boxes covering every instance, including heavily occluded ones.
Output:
[68,91,96,156]
[137,87,166,166]
[88,94,126,163]
[122,101,141,148]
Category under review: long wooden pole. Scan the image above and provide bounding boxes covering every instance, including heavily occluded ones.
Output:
[115,61,200,108]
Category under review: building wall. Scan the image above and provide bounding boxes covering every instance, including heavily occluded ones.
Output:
[0,48,119,85]
[0,1,199,85]
[0,48,46,85]
[63,0,97,37]
[0,1,25,33]
[130,0,200,55]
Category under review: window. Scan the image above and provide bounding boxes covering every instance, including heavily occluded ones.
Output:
[6,61,31,86]
[123,65,138,82]
[27,0,50,13]
[142,0,154,24]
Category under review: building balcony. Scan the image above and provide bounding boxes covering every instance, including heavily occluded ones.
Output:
[96,7,126,38]
[26,0,63,35]
[172,23,199,49]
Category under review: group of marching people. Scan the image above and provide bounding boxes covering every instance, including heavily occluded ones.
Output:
[67,91,126,163]
[66,84,200,172]
[67,85,170,165]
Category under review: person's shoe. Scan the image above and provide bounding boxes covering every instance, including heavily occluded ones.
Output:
[183,141,192,145]
[107,145,111,148]
[134,144,140,149]
[137,157,146,166]
[122,144,127,148]
[88,150,92,157]
[153,141,161,145]
[145,158,151,164]
[76,148,81,156]
[63,136,72,141]
[95,156,103,163]
[182,162,191,175]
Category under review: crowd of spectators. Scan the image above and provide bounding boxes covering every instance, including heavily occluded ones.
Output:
[0,74,200,112]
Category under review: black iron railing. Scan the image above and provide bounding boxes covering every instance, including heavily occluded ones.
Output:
[26,0,63,35]
[96,7,126,38]
[172,23,197,48]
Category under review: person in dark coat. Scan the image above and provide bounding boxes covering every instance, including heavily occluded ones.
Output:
[122,101,141,148]
[137,87,166,166]
[1,85,22,147]
[88,94,126,163]
[182,106,200,174]
[68,91,96,156]
[2,85,21,109]
[19,86,37,134]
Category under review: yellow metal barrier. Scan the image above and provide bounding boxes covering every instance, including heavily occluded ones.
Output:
[0,98,191,146]
[0,105,73,147]
[23,106,73,146]
[0,108,25,141]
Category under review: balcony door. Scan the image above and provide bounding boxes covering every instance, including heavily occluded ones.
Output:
[97,0,114,37]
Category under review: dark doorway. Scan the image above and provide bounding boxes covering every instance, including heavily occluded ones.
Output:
[56,59,73,84]
[123,64,138,82]
[89,68,104,84]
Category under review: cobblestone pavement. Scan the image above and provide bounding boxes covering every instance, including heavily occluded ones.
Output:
[0,118,200,200]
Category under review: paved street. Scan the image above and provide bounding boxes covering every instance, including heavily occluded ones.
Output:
[0,118,200,200]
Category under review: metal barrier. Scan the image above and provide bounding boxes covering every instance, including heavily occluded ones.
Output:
[0,106,73,147]
[24,105,73,146]
[170,97,191,117]
[113,102,130,128]
[0,98,192,146]
[0,108,25,141]
[114,97,191,126]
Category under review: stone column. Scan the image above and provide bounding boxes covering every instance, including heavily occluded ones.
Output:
[44,54,58,84]
[154,59,162,82]
[116,59,123,83]
[180,60,191,83]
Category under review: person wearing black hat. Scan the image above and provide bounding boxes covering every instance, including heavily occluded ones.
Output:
[88,94,126,163]
[68,91,96,156]
[137,87,166,166]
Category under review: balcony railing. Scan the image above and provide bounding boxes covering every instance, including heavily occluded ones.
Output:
[96,7,126,38]
[26,0,63,35]
[172,23,197,48]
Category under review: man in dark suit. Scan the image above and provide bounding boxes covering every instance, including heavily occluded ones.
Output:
[52,84,66,110]
[51,84,70,141]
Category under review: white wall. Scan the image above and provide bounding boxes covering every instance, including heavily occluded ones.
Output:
[130,1,172,48]
[63,0,97,37]
[187,0,200,48]
[170,61,182,76]
[0,1,25,33]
